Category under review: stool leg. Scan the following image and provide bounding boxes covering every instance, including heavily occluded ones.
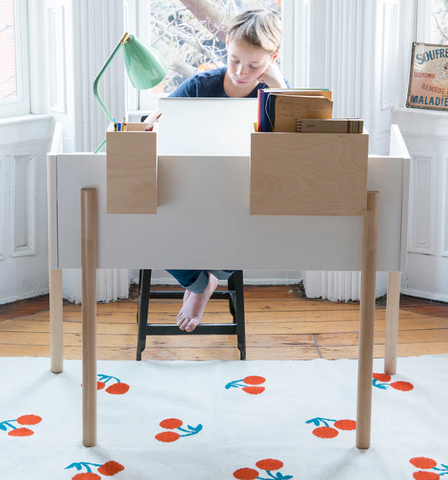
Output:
[233,271,246,360]
[137,269,143,324]
[227,272,236,319]
[137,270,152,361]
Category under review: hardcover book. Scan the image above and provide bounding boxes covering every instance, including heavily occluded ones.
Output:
[269,95,333,132]
[258,89,332,132]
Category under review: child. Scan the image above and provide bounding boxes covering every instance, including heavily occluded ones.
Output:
[166,8,288,333]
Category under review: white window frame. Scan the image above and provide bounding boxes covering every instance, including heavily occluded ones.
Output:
[125,0,293,113]
[415,0,448,43]
[0,0,30,119]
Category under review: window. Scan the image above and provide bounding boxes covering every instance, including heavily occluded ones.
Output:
[134,0,281,109]
[0,0,17,101]
[430,0,448,44]
[0,0,29,118]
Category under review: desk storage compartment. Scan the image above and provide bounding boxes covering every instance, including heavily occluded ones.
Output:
[106,122,157,214]
[250,131,369,216]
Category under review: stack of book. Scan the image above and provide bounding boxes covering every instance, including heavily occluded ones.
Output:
[257,88,363,134]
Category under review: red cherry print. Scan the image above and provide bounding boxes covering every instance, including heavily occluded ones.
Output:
[159,418,183,429]
[97,461,125,476]
[105,383,130,395]
[16,415,42,426]
[313,426,339,438]
[155,431,180,443]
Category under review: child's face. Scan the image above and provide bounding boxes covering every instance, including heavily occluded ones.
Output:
[226,38,275,89]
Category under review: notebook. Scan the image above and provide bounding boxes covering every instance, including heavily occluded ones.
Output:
[157,97,258,156]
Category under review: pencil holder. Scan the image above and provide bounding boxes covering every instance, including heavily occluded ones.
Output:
[106,122,157,214]
[250,129,369,216]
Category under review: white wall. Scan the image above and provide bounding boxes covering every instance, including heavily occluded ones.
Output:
[0,115,53,304]
[1,0,447,303]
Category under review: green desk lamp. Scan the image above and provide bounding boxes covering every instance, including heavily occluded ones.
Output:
[93,32,167,153]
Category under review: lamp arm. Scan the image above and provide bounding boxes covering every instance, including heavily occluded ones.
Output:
[93,40,123,123]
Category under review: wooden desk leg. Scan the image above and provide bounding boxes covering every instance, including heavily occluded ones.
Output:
[384,272,401,375]
[49,269,63,373]
[81,188,98,447]
[47,160,64,374]
[356,191,379,449]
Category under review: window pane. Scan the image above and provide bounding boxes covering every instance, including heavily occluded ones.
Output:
[149,0,281,94]
[430,0,448,45]
[0,0,17,100]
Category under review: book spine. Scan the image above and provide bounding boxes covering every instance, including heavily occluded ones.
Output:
[295,119,363,133]
[258,90,270,132]
[267,94,275,132]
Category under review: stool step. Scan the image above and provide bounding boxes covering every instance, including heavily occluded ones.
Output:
[146,324,237,335]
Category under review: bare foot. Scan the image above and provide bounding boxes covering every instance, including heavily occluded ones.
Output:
[183,289,191,304]
[177,273,218,332]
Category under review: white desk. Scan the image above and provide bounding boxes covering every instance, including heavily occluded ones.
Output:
[47,119,409,449]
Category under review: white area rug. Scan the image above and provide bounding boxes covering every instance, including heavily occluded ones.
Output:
[0,355,447,480]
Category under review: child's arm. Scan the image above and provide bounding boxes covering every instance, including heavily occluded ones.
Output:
[258,62,287,89]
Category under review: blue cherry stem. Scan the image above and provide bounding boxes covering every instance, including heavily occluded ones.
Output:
[177,427,193,433]
[98,374,120,383]
[177,424,201,437]
[65,462,102,473]
[307,417,337,427]
[432,466,448,474]
[372,379,389,389]
[0,420,17,430]
[259,473,290,480]
[225,379,246,389]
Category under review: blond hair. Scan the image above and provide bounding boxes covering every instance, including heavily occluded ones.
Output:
[227,8,282,56]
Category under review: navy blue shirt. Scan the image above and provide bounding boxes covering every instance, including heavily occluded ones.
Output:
[169,66,287,98]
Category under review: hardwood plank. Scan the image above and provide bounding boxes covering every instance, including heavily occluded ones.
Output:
[399,294,448,308]
[398,305,448,319]
[22,306,428,325]
[0,345,319,361]
[1,286,447,362]
[61,299,363,315]
[320,342,448,360]
[316,328,448,346]
[1,315,447,337]
[246,317,448,335]
[1,340,446,361]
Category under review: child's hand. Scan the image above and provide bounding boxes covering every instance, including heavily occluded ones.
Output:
[258,62,287,88]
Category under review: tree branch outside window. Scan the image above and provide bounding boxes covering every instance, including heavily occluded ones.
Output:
[430,0,448,44]
[148,0,281,94]
[0,0,17,101]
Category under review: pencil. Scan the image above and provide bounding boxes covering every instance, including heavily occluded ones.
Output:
[144,113,162,131]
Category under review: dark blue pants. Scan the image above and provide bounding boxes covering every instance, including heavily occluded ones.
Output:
[166,270,235,294]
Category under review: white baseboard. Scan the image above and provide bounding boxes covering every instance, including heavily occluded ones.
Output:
[0,287,49,306]
[402,288,448,303]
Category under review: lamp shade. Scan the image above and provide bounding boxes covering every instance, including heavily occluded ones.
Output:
[122,35,167,90]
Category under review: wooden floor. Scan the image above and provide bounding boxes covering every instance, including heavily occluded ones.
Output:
[0,285,447,361]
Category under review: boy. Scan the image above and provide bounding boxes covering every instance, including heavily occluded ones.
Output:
[166,8,288,333]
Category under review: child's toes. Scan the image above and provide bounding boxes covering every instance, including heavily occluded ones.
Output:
[186,319,199,333]
[178,317,188,330]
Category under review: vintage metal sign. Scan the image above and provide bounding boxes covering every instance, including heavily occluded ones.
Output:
[406,42,448,111]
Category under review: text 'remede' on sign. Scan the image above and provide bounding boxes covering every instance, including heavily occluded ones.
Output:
[407,42,448,111]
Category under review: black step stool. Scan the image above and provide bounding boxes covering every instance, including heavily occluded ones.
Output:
[136,270,246,360]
